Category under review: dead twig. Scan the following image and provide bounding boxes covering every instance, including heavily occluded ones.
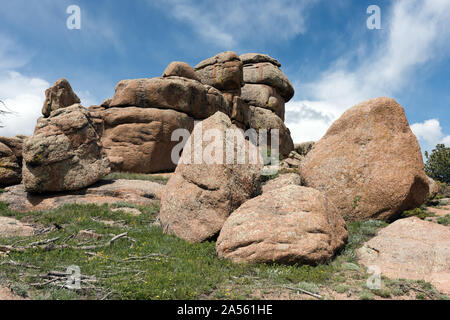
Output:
[283,286,322,300]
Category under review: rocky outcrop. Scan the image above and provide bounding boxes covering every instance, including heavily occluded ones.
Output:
[110,77,229,120]
[22,104,110,193]
[248,106,294,157]
[358,217,450,294]
[42,78,80,118]
[240,53,294,102]
[160,112,263,243]
[195,51,244,95]
[0,142,21,187]
[0,179,163,212]
[216,185,348,264]
[299,97,429,222]
[162,61,201,82]
[101,107,194,173]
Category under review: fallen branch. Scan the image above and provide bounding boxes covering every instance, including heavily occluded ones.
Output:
[283,286,322,300]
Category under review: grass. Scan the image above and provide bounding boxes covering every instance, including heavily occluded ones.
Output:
[103,172,170,185]
[401,205,435,220]
[0,200,447,300]
[437,214,450,226]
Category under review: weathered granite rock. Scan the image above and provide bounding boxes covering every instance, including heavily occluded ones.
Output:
[0,142,21,187]
[109,77,230,119]
[101,107,194,173]
[299,97,429,222]
[195,51,244,92]
[248,106,294,158]
[22,104,110,193]
[262,173,301,194]
[42,78,80,117]
[163,61,201,82]
[160,112,263,243]
[241,84,285,120]
[358,217,450,294]
[216,185,348,264]
[0,179,163,212]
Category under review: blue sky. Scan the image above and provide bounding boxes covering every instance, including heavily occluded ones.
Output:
[0,0,449,154]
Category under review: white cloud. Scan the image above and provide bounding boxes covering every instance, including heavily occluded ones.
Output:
[287,0,450,143]
[411,119,450,153]
[151,0,317,47]
[0,71,49,137]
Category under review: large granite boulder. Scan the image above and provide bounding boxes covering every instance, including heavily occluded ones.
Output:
[248,106,294,158]
[22,104,110,193]
[358,217,450,295]
[42,78,80,118]
[194,51,244,94]
[160,112,263,243]
[101,107,194,173]
[299,97,429,222]
[216,185,348,264]
[109,77,229,119]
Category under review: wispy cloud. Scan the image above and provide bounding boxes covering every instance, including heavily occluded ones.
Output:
[287,0,450,143]
[411,119,450,153]
[150,0,317,47]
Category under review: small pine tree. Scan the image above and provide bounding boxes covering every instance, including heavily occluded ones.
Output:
[425,144,450,184]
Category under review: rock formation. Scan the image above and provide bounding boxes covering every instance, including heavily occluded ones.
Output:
[22,104,110,193]
[42,78,80,118]
[216,185,348,264]
[240,53,294,156]
[299,97,429,222]
[160,112,263,243]
[100,107,194,173]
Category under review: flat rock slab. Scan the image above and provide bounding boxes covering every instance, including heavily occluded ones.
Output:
[0,216,35,237]
[358,217,450,294]
[0,179,164,212]
[0,286,24,300]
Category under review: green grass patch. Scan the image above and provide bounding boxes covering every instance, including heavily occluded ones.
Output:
[401,206,435,220]
[437,214,450,226]
[1,202,444,300]
[103,172,169,185]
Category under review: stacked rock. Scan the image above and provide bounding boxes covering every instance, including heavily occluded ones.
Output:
[99,61,230,173]
[194,51,249,130]
[239,53,295,157]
